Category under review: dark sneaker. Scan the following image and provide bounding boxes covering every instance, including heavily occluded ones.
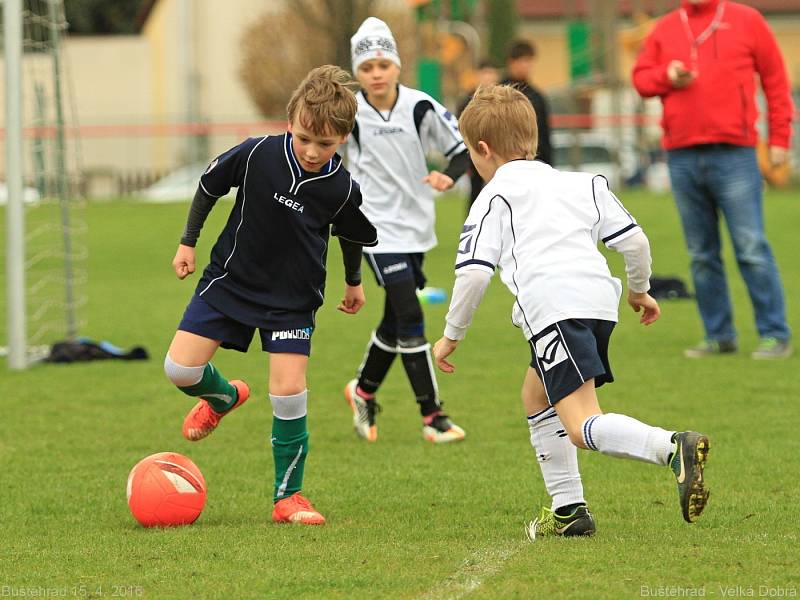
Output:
[422,413,465,443]
[670,431,710,523]
[751,338,793,360]
[684,340,737,358]
[525,505,596,541]
[344,379,380,442]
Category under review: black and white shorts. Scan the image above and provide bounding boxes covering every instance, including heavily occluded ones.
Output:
[364,252,426,289]
[529,319,615,405]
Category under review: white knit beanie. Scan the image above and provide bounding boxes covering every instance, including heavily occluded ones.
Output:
[350,17,401,72]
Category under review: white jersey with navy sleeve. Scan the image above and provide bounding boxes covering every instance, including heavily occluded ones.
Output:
[455,160,641,339]
[347,85,466,253]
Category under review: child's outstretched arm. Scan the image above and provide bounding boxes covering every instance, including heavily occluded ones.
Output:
[172,137,258,278]
[433,268,492,372]
[628,290,661,325]
[417,94,469,192]
[172,186,219,279]
[610,230,661,325]
[330,176,378,314]
[423,150,470,192]
[337,239,367,315]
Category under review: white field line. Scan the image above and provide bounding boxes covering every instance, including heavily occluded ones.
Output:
[418,542,524,600]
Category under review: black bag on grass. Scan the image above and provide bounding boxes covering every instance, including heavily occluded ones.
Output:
[44,338,148,363]
[649,277,692,300]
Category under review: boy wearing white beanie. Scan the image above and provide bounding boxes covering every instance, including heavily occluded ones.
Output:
[350,16,402,71]
[343,17,471,444]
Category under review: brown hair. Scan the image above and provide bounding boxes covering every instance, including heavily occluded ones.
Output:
[459,85,538,160]
[507,39,536,61]
[287,65,358,136]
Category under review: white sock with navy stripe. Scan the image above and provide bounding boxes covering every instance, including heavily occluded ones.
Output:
[582,413,673,466]
[528,407,586,510]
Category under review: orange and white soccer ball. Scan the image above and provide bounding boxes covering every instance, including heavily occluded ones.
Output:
[127,452,206,527]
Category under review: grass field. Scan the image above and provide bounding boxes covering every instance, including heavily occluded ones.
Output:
[1,188,798,599]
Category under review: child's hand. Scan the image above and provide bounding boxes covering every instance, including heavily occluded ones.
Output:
[433,336,459,373]
[627,291,661,325]
[423,170,454,192]
[172,244,196,279]
[337,283,366,314]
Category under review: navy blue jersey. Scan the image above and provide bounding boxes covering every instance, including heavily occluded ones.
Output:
[195,133,377,330]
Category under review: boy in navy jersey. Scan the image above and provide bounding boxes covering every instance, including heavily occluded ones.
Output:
[164,65,377,525]
[343,17,470,444]
[433,85,710,537]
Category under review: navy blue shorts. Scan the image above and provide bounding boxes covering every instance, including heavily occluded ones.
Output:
[529,319,615,405]
[178,294,313,355]
[364,252,426,289]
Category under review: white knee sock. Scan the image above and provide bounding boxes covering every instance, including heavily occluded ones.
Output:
[582,413,674,465]
[163,353,204,387]
[528,407,585,511]
[270,390,308,420]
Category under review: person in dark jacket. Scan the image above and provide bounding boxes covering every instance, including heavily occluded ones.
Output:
[457,59,501,211]
[633,0,793,360]
[500,40,552,167]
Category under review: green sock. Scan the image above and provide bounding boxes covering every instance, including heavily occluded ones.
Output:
[272,415,308,503]
[177,363,237,412]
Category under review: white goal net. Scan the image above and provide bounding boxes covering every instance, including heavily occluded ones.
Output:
[2,0,86,368]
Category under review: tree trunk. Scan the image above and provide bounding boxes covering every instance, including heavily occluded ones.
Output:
[487,0,516,67]
[319,0,377,71]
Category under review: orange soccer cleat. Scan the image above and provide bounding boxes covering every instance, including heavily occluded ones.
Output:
[344,379,379,442]
[422,412,466,444]
[272,493,326,525]
[182,380,250,441]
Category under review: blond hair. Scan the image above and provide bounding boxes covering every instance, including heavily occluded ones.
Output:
[287,65,358,137]
[458,85,538,160]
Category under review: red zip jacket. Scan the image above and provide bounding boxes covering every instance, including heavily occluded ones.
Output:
[632,0,793,150]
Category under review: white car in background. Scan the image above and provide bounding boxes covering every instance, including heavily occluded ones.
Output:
[0,182,41,205]
[550,132,622,189]
[140,163,232,203]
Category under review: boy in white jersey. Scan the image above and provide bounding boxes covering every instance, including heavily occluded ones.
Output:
[342,17,471,443]
[433,85,711,537]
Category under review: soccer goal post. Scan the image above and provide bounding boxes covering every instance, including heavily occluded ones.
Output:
[4,0,27,370]
[3,0,86,370]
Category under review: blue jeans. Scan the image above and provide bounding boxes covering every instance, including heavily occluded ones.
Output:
[667,145,790,343]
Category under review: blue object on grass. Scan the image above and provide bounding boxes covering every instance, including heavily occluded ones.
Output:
[417,287,447,304]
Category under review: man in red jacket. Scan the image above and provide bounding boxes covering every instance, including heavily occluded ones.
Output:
[633,0,793,359]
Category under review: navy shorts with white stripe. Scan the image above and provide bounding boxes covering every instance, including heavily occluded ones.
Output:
[528,318,615,404]
[179,294,313,356]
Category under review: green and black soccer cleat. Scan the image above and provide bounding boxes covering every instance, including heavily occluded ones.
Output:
[670,431,710,523]
[525,505,596,541]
